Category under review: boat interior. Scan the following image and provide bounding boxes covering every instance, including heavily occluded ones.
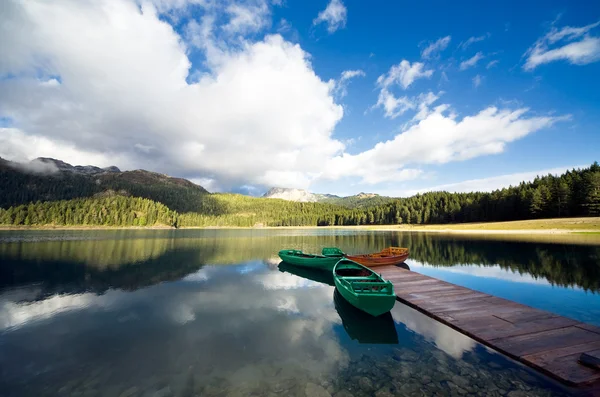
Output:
[335,268,373,277]
[352,247,408,258]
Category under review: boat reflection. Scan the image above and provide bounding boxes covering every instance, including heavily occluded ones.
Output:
[334,289,399,344]
[277,261,335,286]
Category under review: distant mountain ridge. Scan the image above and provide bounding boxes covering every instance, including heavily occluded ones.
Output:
[262,187,339,202]
[0,157,208,212]
[262,187,393,208]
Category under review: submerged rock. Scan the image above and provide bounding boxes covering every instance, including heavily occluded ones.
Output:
[333,391,354,397]
[118,386,139,397]
[305,383,331,397]
[358,377,374,392]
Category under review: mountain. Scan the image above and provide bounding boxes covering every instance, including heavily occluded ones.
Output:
[30,157,122,175]
[262,187,338,202]
[1,157,599,228]
[262,187,393,208]
[0,157,208,213]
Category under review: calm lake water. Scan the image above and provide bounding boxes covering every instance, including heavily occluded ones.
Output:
[1,229,599,397]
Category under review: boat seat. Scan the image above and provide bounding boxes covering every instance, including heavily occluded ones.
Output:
[351,281,392,293]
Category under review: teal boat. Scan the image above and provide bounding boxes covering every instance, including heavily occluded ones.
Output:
[278,247,344,271]
[333,258,396,317]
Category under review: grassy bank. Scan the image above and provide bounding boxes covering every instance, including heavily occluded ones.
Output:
[1,217,600,233]
[377,217,600,233]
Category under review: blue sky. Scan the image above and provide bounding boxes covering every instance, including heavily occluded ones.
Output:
[1,0,599,197]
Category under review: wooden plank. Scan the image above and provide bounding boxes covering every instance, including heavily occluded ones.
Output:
[382,266,600,388]
[576,323,600,335]
[474,316,580,341]
[524,341,600,368]
[492,326,600,357]
[408,292,490,305]
[543,353,600,385]
[395,284,459,295]
[495,309,560,324]
[580,350,600,370]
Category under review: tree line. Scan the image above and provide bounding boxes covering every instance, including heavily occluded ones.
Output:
[1,162,599,228]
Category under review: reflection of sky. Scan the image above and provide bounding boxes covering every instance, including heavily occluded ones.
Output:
[0,263,349,395]
[0,261,568,396]
[408,259,600,326]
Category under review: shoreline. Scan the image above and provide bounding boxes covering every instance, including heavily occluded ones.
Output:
[1,217,599,236]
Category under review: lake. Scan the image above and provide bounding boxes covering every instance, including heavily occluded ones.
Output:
[1,229,599,396]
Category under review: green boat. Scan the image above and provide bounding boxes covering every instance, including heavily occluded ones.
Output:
[333,258,396,317]
[278,247,344,271]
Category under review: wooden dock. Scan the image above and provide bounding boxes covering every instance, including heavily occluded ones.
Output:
[377,265,600,388]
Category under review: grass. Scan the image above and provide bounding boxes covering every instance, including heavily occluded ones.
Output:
[374,217,600,232]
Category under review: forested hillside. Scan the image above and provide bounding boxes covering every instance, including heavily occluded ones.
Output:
[0,157,208,212]
[0,159,598,227]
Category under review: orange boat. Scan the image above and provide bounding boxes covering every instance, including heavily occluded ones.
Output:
[346,247,409,267]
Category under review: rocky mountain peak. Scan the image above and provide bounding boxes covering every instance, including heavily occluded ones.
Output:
[31,157,121,175]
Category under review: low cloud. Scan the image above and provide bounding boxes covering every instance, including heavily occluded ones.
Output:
[404,165,583,195]
[486,60,499,69]
[333,69,365,97]
[524,19,600,70]
[322,105,569,185]
[421,35,451,59]
[0,0,344,191]
[377,60,434,89]
[458,33,490,51]
[313,0,347,33]
[459,52,484,70]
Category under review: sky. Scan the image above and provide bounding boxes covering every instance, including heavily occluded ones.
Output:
[1,0,599,197]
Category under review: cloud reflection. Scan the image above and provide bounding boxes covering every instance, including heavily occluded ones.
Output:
[392,303,476,359]
[408,260,553,286]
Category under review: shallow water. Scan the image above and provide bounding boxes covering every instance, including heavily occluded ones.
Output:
[1,229,597,396]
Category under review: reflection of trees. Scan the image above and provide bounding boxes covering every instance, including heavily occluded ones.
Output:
[2,230,598,295]
[396,234,600,293]
[0,248,207,299]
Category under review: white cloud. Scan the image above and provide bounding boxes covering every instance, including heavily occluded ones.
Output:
[412,92,444,121]
[321,106,568,185]
[277,18,291,33]
[372,61,434,118]
[459,52,484,70]
[421,35,451,59]
[458,33,490,50]
[373,90,415,119]
[313,0,347,33]
[524,20,600,70]
[333,69,365,97]
[0,0,345,191]
[404,165,583,195]
[472,74,482,88]
[223,1,271,35]
[486,60,499,69]
[377,60,434,89]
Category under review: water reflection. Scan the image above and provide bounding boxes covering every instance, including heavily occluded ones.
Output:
[2,229,599,293]
[278,262,335,286]
[0,230,595,396]
[0,257,571,395]
[333,290,398,345]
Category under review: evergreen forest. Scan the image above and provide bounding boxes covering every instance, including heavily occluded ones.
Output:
[1,161,599,227]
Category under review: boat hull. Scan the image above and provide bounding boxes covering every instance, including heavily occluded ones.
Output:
[333,259,396,317]
[346,247,409,267]
[278,249,341,271]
